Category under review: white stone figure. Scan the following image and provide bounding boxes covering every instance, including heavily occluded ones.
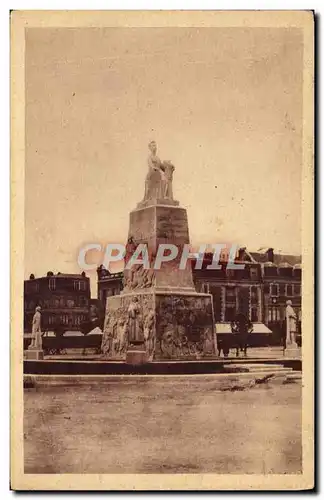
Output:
[144,141,174,201]
[144,141,162,200]
[285,300,298,348]
[147,140,163,172]
[162,161,175,199]
[30,306,42,350]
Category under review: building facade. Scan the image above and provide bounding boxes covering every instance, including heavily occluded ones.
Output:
[24,271,91,333]
[96,265,124,308]
[192,251,263,324]
[249,248,302,339]
[96,248,302,339]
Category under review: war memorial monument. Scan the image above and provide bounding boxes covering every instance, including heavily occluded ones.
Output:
[101,141,216,362]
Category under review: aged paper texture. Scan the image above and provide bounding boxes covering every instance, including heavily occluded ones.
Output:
[11,10,314,490]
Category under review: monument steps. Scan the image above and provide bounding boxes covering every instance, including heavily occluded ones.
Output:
[24,357,302,375]
[284,372,302,381]
[225,363,294,374]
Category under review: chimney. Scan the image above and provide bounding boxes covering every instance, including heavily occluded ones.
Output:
[238,247,246,261]
[267,248,274,263]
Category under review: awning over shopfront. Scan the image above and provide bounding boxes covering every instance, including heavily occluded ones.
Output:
[216,323,272,335]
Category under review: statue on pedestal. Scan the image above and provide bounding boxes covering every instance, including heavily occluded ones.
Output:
[30,306,43,350]
[285,300,298,348]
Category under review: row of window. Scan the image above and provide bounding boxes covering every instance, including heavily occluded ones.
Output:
[200,268,259,279]
[49,279,87,291]
[202,284,260,322]
[101,287,121,301]
[25,296,89,310]
[202,282,301,298]
[268,283,301,297]
[26,279,88,293]
[268,307,302,323]
[223,306,259,322]
[203,284,259,300]
[225,268,259,279]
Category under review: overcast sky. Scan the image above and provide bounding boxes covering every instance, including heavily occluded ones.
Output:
[25,27,303,294]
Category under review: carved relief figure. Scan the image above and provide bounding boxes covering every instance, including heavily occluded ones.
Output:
[144,310,156,360]
[113,315,129,356]
[127,297,143,343]
[123,265,155,292]
[202,327,214,354]
[155,295,215,359]
[160,325,176,358]
[123,237,137,290]
[101,310,118,356]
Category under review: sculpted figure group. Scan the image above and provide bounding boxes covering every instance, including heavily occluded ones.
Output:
[144,141,175,202]
[123,263,156,292]
[101,297,156,361]
[156,296,215,359]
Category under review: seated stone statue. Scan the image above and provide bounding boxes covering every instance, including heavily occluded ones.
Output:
[144,141,174,201]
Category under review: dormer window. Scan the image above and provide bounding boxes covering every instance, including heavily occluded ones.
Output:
[278,262,293,278]
[264,262,278,277]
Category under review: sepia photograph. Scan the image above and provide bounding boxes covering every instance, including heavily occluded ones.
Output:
[10,10,314,490]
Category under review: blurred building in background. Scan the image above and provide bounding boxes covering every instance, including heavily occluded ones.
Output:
[24,271,91,334]
[24,247,301,344]
[96,247,302,341]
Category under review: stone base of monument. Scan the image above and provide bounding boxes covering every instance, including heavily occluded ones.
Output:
[24,349,44,360]
[126,344,147,365]
[284,345,301,359]
[102,290,216,361]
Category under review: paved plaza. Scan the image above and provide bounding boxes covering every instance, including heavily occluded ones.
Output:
[24,375,301,475]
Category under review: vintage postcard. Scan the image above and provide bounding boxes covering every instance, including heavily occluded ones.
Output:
[11,10,314,490]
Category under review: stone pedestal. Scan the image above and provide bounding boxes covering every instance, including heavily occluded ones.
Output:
[126,345,147,365]
[101,288,216,362]
[125,204,196,292]
[155,291,216,360]
[24,349,44,360]
[284,345,301,359]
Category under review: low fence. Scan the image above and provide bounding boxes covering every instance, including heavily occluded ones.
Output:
[24,331,299,355]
